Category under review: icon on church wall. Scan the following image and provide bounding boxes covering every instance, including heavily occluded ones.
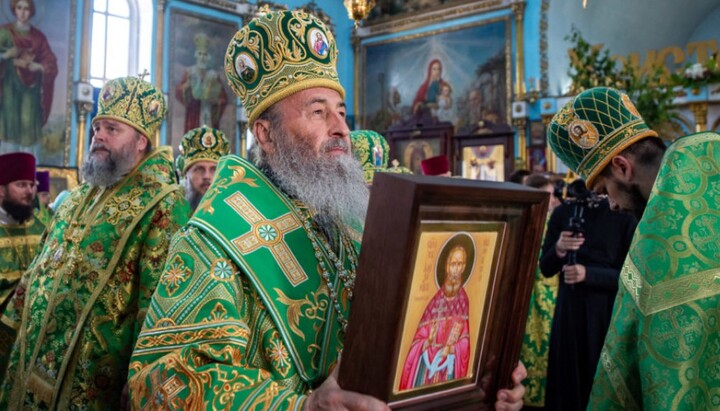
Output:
[360,18,511,134]
[462,144,505,181]
[168,9,238,156]
[0,0,73,166]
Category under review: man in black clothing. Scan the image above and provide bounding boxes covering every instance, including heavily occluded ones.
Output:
[540,184,637,411]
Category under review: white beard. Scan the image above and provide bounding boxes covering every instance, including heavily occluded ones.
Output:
[255,128,369,233]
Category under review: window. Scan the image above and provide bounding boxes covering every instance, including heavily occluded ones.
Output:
[90,0,153,87]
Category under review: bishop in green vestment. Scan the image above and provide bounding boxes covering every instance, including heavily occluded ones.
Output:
[548,87,720,410]
[129,11,528,411]
[128,11,375,410]
[0,76,191,410]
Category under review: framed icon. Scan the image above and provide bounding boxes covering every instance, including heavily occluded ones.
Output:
[339,172,549,409]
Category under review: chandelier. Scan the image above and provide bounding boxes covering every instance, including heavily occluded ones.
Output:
[344,0,376,28]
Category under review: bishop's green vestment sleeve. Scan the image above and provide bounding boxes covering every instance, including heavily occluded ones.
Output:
[588,132,720,410]
[128,226,309,410]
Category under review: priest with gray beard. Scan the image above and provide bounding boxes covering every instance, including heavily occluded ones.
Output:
[128,9,526,411]
[0,76,191,409]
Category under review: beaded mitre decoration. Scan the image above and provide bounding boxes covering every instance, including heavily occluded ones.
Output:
[179,126,230,175]
[224,9,345,124]
[95,76,167,141]
[547,87,660,187]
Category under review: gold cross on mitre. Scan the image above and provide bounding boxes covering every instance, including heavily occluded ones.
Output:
[137,69,150,81]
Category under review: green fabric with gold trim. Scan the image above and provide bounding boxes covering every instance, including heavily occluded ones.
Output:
[0,215,45,310]
[0,148,190,410]
[385,159,414,175]
[0,214,45,387]
[588,131,720,410]
[128,154,361,410]
[33,203,52,227]
[225,10,344,124]
[95,76,167,140]
[179,126,230,175]
[350,130,390,184]
[174,154,184,179]
[520,219,558,407]
[547,87,660,187]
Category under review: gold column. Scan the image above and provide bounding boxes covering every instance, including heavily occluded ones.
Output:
[542,114,556,172]
[352,31,361,128]
[76,0,93,169]
[513,117,527,169]
[512,1,526,100]
[154,0,167,147]
[690,102,708,132]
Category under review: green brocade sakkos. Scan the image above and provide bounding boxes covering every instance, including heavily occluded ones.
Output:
[0,148,191,410]
[0,214,46,385]
[129,155,361,410]
[0,215,45,309]
[520,265,558,407]
[588,132,720,410]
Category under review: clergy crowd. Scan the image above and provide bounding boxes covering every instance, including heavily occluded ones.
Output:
[0,8,719,411]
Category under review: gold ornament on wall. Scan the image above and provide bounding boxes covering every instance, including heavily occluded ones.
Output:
[344,0,376,28]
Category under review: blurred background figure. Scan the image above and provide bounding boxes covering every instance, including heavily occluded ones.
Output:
[0,152,46,385]
[33,170,51,225]
[49,189,69,213]
[539,179,637,411]
[176,126,230,211]
[508,169,530,184]
[519,173,562,410]
[350,129,390,186]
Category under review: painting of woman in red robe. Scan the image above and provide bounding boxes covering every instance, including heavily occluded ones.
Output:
[412,59,449,114]
[0,0,58,148]
[399,233,475,390]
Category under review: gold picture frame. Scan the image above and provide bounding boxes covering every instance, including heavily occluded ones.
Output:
[36,167,79,201]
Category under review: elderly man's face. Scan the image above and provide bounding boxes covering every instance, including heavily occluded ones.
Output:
[253,87,368,231]
[272,87,350,159]
[90,119,145,164]
[84,119,147,187]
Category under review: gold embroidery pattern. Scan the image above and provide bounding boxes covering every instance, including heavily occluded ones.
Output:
[197,164,258,215]
[622,93,641,118]
[134,322,251,351]
[210,258,235,281]
[227,192,307,286]
[266,332,291,377]
[553,102,576,127]
[105,188,146,225]
[274,287,328,340]
[622,257,720,316]
[161,255,192,295]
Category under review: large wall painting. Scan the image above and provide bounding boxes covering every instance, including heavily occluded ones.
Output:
[360,17,511,135]
[0,0,75,166]
[168,8,238,155]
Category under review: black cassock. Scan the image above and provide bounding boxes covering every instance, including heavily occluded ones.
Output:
[540,199,637,411]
